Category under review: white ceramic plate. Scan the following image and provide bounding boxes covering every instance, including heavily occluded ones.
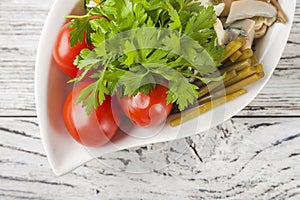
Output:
[35,0,296,175]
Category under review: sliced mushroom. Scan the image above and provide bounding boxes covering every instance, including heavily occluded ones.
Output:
[219,0,234,17]
[253,17,265,31]
[254,0,271,3]
[229,19,256,49]
[214,17,246,46]
[270,0,287,23]
[250,0,287,23]
[214,3,225,16]
[225,27,247,44]
[214,18,227,45]
[249,16,276,31]
[254,25,268,39]
[225,1,277,25]
[264,16,276,26]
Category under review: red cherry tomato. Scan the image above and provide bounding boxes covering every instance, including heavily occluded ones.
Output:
[53,22,91,78]
[118,85,173,127]
[63,82,120,147]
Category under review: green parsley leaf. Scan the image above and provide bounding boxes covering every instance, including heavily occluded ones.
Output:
[67,0,225,113]
[168,9,182,30]
[68,17,92,46]
[144,63,199,110]
[76,81,98,115]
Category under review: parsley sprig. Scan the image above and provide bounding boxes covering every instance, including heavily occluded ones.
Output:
[68,0,225,114]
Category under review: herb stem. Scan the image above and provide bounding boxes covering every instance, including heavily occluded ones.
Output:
[65,0,104,19]
[64,14,89,19]
[180,72,204,82]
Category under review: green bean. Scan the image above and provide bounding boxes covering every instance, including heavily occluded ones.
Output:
[229,50,242,63]
[219,38,244,63]
[235,36,247,47]
[224,66,257,87]
[256,64,264,78]
[220,59,252,74]
[198,70,237,98]
[170,89,247,127]
[217,73,262,96]
[198,72,262,104]
[236,48,253,62]
[251,55,258,66]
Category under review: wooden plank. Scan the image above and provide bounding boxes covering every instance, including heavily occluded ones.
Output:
[239,17,300,116]
[0,0,300,116]
[0,117,299,199]
[0,0,53,116]
[0,1,299,199]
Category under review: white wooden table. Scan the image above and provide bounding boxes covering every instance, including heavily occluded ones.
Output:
[1,0,299,199]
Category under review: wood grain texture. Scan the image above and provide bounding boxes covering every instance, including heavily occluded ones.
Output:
[0,0,299,116]
[0,0,300,199]
[0,117,299,199]
[0,0,52,116]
